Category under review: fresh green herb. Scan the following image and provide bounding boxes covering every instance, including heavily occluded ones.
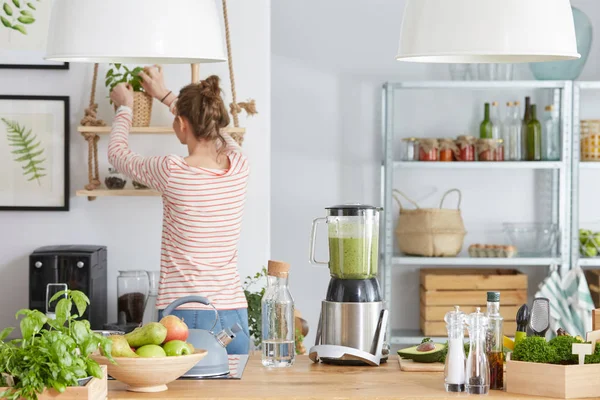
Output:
[0,290,113,400]
[584,343,600,364]
[105,64,145,100]
[243,267,267,347]
[549,335,583,365]
[295,328,305,355]
[512,336,557,364]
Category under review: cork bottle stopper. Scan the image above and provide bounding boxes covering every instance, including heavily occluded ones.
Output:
[268,260,290,277]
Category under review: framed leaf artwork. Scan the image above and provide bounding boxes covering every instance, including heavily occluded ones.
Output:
[0,95,69,211]
[0,0,68,69]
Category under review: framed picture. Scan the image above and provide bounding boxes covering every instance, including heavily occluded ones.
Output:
[0,95,69,211]
[0,0,68,69]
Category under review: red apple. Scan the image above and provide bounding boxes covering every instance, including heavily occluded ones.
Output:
[159,315,189,343]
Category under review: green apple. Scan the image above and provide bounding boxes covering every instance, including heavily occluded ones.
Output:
[580,229,592,245]
[135,344,166,358]
[163,340,191,356]
[591,233,600,248]
[584,244,598,258]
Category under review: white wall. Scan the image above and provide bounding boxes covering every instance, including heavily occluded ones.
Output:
[0,0,271,331]
[272,0,600,344]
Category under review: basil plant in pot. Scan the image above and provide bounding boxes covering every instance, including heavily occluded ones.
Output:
[105,63,153,127]
[0,290,113,400]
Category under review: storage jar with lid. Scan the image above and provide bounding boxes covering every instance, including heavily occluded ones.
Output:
[401,138,419,161]
[476,139,498,162]
[439,138,456,162]
[455,135,475,161]
[419,138,439,161]
[105,167,127,190]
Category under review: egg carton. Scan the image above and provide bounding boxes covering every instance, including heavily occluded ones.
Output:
[468,244,518,258]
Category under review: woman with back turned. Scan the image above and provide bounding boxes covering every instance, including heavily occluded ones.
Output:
[108,66,250,354]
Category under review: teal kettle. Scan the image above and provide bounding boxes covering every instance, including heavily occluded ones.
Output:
[162,296,241,377]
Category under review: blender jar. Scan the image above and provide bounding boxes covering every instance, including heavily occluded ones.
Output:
[117,270,149,324]
[310,204,381,279]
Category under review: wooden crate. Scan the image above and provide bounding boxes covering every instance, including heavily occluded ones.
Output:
[420,269,527,336]
[506,359,600,399]
[0,365,107,400]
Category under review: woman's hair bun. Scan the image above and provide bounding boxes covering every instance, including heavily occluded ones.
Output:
[199,75,221,100]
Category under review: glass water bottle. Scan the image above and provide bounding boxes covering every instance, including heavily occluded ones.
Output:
[543,105,560,161]
[465,308,490,395]
[262,260,295,367]
[444,306,466,392]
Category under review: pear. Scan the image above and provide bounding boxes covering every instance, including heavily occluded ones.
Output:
[124,322,167,348]
[108,335,139,358]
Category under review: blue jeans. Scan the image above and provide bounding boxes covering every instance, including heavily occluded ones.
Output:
[158,308,250,355]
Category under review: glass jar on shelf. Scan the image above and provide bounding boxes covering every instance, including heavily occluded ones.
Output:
[543,105,560,161]
[105,167,127,190]
[401,137,419,161]
[477,139,498,161]
[419,138,439,161]
[455,135,476,161]
[496,139,505,161]
[438,138,456,162]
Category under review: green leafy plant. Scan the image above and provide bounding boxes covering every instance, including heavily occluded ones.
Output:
[0,290,113,400]
[1,0,38,35]
[105,64,145,97]
[2,118,46,185]
[243,267,267,347]
[512,336,558,364]
[549,335,583,365]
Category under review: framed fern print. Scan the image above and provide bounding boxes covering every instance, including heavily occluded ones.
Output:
[0,0,68,69]
[0,95,69,210]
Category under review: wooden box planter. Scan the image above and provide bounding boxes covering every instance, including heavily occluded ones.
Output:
[0,365,107,400]
[420,268,527,336]
[506,359,600,399]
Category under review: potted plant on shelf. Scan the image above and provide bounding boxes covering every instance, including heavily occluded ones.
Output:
[105,64,152,127]
[0,290,113,400]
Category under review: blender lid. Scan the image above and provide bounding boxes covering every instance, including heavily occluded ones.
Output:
[326,204,382,216]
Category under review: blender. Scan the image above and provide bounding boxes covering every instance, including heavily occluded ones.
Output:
[308,204,389,366]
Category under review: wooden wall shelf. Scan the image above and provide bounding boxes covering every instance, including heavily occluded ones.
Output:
[76,189,160,197]
[77,126,246,135]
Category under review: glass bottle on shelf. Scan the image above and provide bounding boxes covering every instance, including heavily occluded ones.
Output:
[490,102,501,140]
[502,102,513,154]
[521,97,532,160]
[401,138,419,161]
[262,260,295,368]
[480,103,493,139]
[543,105,560,161]
[526,104,542,161]
[465,308,490,395]
[485,292,504,390]
[508,101,523,161]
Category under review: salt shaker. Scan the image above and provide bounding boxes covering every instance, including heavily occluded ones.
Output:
[444,305,466,392]
[465,307,490,395]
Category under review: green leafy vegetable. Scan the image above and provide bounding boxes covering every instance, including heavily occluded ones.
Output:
[0,290,113,400]
[2,118,46,185]
[512,336,557,364]
[549,335,583,365]
[243,267,267,347]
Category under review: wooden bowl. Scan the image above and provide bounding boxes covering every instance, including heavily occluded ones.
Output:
[91,350,207,392]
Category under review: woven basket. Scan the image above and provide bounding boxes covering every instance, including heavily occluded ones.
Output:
[581,120,600,161]
[394,189,466,257]
[132,92,153,127]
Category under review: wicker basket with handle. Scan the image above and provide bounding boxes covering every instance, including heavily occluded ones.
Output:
[394,189,466,257]
[132,92,153,127]
[581,120,600,161]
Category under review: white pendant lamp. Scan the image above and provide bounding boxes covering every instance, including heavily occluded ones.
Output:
[45,0,226,63]
[396,0,580,63]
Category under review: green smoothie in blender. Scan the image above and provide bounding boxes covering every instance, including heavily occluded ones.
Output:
[328,225,378,279]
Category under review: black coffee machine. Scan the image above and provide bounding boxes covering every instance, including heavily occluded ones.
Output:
[29,245,108,330]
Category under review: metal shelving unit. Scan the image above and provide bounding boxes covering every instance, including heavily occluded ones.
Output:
[381,80,573,345]
[572,82,600,270]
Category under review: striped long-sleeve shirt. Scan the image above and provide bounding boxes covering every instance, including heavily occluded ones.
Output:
[107,106,249,310]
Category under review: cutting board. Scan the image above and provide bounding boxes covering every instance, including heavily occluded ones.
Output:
[398,356,445,372]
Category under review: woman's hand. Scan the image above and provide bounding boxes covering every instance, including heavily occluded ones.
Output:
[110,83,134,108]
[139,65,169,101]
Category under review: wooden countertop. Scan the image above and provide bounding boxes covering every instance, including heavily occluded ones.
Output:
[107,356,598,400]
